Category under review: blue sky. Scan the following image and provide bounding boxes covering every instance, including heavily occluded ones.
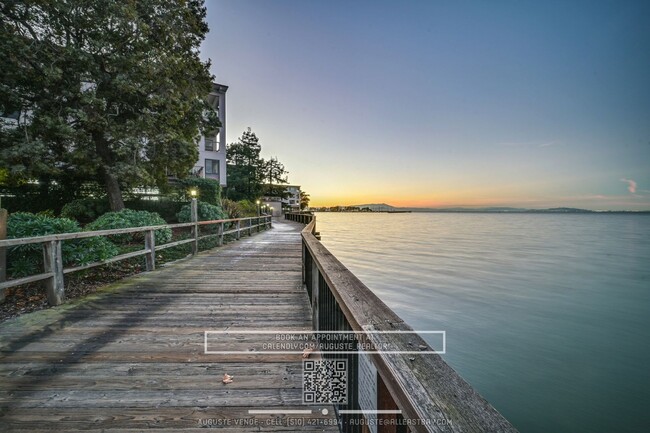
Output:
[201,0,650,210]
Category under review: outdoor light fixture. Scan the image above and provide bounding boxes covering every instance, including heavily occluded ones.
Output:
[190,189,198,197]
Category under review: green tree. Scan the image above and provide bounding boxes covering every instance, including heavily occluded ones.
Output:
[299,190,310,210]
[0,0,218,211]
[260,157,289,198]
[225,128,263,201]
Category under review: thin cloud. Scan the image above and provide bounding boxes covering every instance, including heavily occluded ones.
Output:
[620,178,637,194]
[499,140,559,148]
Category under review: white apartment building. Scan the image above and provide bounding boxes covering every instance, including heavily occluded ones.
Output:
[193,83,228,186]
[261,184,301,215]
[283,185,301,211]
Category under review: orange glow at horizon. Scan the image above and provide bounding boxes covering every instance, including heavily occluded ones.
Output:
[309,192,521,208]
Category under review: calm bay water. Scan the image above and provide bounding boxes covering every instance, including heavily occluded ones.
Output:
[314,212,650,433]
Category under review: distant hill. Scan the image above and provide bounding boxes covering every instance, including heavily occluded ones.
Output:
[354,203,396,211]
[350,204,598,213]
[332,204,650,213]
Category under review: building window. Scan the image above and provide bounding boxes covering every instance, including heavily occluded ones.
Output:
[205,159,220,177]
[205,137,218,152]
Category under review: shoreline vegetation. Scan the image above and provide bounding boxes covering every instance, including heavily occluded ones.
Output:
[311,203,650,213]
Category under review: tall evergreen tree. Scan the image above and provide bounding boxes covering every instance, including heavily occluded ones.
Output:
[0,0,218,210]
[225,128,263,201]
[261,157,289,198]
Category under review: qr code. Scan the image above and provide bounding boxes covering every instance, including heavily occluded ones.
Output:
[302,359,347,404]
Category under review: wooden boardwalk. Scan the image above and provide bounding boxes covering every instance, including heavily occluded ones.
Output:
[0,219,338,431]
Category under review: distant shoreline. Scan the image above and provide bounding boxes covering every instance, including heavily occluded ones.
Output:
[311,208,650,214]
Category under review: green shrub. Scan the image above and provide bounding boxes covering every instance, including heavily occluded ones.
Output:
[60,198,110,223]
[86,209,172,245]
[237,199,259,217]
[221,199,241,219]
[177,201,226,222]
[7,212,118,277]
[123,199,183,223]
[176,178,222,205]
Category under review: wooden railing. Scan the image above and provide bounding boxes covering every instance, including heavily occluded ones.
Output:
[0,215,272,306]
[289,212,518,433]
[284,211,314,225]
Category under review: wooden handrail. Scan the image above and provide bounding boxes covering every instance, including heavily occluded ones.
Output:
[0,217,259,248]
[0,215,273,305]
[298,215,518,433]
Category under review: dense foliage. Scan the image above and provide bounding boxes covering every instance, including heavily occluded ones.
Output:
[300,190,310,210]
[260,157,289,198]
[6,212,118,277]
[226,128,263,201]
[60,198,111,224]
[123,199,184,224]
[225,128,290,201]
[221,199,259,219]
[176,178,222,206]
[0,0,218,211]
[177,201,226,222]
[221,199,241,219]
[86,209,171,245]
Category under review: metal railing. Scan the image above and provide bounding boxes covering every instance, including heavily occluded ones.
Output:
[288,212,518,433]
[0,215,272,306]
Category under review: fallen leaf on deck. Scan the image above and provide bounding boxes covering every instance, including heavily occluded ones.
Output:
[222,373,234,384]
[302,347,314,359]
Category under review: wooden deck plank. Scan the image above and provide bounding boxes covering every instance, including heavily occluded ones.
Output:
[0,219,337,431]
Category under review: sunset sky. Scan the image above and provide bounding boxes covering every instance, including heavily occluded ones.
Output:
[201,1,650,210]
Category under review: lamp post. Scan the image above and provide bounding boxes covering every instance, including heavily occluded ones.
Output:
[189,189,198,223]
[189,188,198,254]
[269,206,274,217]
[256,200,260,217]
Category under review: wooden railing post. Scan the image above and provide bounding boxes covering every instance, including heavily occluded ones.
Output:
[236,220,241,240]
[0,208,6,304]
[377,373,400,433]
[311,255,319,331]
[144,229,155,271]
[191,198,198,254]
[43,240,64,305]
[248,218,252,236]
[218,222,224,246]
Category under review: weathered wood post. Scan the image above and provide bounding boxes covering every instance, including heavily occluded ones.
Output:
[218,222,224,246]
[144,229,155,271]
[191,198,198,254]
[0,208,7,304]
[236,220,241,240]
[43,240,65,305]
[377,374,400,433]
[248,218,252,236]
[311,253,319,331]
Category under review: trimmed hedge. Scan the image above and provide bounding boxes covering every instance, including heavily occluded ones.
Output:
[86,209,172,245]
[176,178,222,206]
[123,199,183,223]
[6,212,118,277]
[177,201,226,222]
